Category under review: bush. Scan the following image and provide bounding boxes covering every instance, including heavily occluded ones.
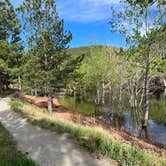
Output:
[9,100,23,112]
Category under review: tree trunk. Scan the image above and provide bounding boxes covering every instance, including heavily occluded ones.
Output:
[163,78,166,87]
[96,88,100,105]
[48,95,53,112]
[141,54,150,138]
[34,89,38,96]
[139,119,149,139]
[163,78,166,99]
[18,75,22,91]
[140,4,150,139]
[31,89,33,96]
[108,81,112,103]
[0,81,2,93]
[101,81,105,105]
[119,85,123,112]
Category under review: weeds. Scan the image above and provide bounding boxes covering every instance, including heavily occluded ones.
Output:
[0,122,36,166]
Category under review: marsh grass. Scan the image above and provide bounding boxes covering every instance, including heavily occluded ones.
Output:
[0,122,36,166]
[9,99,166,166]
[150,99,166,125]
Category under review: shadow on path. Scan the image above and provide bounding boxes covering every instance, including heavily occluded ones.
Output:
[0,97,113,166]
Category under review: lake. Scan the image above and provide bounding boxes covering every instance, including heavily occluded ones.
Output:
[59,94,166,145]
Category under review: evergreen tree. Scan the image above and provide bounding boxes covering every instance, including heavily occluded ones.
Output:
[20,0,84,111]
[0,0,21,92]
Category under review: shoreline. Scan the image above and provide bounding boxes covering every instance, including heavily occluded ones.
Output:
[22,94,166,157]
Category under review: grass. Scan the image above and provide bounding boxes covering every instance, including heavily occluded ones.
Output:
[0,122,36,166]
[150,99,166,125]
[0,89,16,98]
[59,96,95,116]
[9,99,166,166]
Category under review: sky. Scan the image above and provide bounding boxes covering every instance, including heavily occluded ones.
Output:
[10,0,126,48]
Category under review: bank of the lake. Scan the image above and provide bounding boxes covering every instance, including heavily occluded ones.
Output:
[59,95,166,146]
[9,95,166,166]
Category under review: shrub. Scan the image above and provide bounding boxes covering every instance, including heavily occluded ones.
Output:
[9,100,23,112]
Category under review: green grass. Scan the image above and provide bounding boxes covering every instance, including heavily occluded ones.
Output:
[0,122,36,166]
[59,96,95,116]
[0,89,16,98]
[9,99,166,166]
[150,99,166,125]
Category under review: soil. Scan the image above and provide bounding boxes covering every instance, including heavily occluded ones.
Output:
[23,95,166,157]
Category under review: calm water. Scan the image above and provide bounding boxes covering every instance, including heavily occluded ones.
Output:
[59,95,166,145]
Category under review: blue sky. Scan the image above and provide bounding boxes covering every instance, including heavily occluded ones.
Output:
[56,0,126,48]
[10,0,126,48]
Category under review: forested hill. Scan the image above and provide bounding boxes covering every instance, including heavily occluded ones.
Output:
[68,45,118,57]
[66,44,165,96]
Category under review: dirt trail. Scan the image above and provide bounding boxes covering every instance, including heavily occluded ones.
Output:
[25,95,166,156]
[0,97,114,166]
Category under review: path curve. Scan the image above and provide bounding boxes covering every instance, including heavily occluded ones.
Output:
[0,97,113,166]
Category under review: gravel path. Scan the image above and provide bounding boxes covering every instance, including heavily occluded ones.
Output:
[0,97,114,166]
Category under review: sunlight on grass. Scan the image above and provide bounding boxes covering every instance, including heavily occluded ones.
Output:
[9,99,166,166]
[0,122,36,166]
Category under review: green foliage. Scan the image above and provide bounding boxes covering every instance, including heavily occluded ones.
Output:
[9,100,23,112]
[0,0,20,42]
[19,0,84,96]
[67,45,126,90]
[0,122,35,166]
[22,53,43,94]
[59,96,95,116]
[0,0,22,90]
[109,0,166,124]
[0,89,16,98]
[150,99,166,125]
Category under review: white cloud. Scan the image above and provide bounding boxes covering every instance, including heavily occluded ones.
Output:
[56,0,120,22]
[10,0,120,22]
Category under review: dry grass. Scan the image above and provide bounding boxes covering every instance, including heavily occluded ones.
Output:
[9,99,166,166]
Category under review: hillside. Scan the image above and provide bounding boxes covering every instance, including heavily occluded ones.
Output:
[68,45,118,58]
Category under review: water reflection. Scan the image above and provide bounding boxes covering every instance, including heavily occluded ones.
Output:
[149,120,166,145]
[59,94,166,145]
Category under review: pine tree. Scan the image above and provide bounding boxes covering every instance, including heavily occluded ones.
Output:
[20,0,84,111]
[0,0,21,92]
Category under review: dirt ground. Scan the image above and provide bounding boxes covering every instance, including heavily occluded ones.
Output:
[24,95,166,157]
